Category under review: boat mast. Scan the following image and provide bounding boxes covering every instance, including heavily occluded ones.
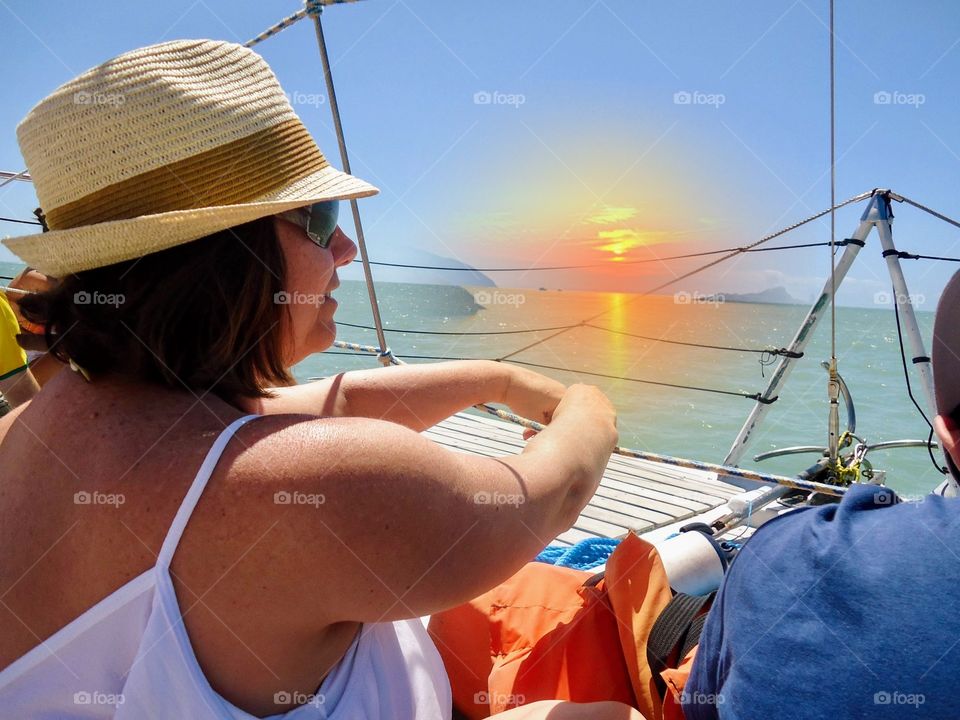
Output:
[826,0,841,471]
[723,199,875,467]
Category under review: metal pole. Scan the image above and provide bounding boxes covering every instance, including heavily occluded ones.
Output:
[874,199,938,417]
[723,196,882,466]
[311,10,391,365]
[0,170,31,188]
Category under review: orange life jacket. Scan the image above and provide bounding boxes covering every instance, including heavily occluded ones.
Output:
[428,532,706,720]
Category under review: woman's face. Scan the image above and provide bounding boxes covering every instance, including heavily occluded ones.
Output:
[274,215,357,367]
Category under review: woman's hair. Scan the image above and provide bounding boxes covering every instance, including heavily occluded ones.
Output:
[19,216,293,400]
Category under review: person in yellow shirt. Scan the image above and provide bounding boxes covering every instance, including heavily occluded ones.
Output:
[5,266,62,386]
[0,291,39,412]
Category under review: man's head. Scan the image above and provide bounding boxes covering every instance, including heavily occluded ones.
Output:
[932,271,960,482]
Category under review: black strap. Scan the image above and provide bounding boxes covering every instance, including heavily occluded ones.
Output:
[681,613,709,659]
[647,591,715,700]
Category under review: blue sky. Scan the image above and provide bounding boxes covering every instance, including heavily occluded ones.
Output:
[1,0,959,307]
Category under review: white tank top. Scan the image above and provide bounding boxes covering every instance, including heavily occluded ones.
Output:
[0,414,452,719]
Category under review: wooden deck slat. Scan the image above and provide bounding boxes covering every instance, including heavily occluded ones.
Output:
[597,478,704,515]
[600,466,732,505]
[424,430,706,516]
[587,491,675,524]
[573,515,629,538]
[426,411,745,547]
[427,422,734,503]
[554,527,594,546]
[437,414,738,497]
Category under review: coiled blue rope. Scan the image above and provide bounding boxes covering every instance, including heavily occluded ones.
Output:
[535,537,621,571]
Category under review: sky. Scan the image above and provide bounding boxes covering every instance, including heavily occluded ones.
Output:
[1,0,959,307]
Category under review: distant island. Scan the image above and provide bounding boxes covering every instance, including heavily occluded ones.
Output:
[706,286,803,305]
[357,248,496,287]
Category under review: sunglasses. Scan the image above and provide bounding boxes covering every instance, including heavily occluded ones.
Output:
[277,200,340,249]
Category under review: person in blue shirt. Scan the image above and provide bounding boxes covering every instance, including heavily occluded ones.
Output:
[684,270,960,720]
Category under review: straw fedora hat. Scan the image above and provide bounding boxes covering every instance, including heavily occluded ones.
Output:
[2,39,378,277]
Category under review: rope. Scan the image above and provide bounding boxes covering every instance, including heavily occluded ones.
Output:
[0,216,42,226]
[243,0,326,48]
[353,240,841,273]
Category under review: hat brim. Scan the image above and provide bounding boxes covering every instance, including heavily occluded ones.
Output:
[2,165,378,277]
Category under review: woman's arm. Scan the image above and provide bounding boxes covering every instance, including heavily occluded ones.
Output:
[234,383,617,625]
[252,360,566,431]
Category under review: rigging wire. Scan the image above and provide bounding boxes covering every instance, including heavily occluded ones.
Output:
[824,0,842,469]
[892,293,948,475]
[829,0,837,361]
[335,319,801,358]
[353,240,839,272]
[321,347,767,400]
[886,251,960,263]
[495,191,873,362]
[335,320,574,336]
[898,194,960,230]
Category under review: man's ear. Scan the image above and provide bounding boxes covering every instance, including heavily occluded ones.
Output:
[934,414,959,463]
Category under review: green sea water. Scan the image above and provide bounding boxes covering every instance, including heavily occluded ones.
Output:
[2,260,943,497]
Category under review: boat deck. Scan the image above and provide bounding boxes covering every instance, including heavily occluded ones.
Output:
[424,410,748,546]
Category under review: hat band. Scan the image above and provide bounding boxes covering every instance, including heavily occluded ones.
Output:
[45,118,329,230]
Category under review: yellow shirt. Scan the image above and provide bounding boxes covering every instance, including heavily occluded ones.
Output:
[0,293,28,381]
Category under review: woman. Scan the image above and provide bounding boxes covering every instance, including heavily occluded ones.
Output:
[0,40,638,719]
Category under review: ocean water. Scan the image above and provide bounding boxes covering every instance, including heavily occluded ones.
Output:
[1,260,943,496]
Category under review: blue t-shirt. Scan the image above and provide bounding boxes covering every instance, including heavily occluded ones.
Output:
[684,484,960,719]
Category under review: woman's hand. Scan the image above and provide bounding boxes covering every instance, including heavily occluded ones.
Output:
[500,365,567,435]
[6,268,53,335]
